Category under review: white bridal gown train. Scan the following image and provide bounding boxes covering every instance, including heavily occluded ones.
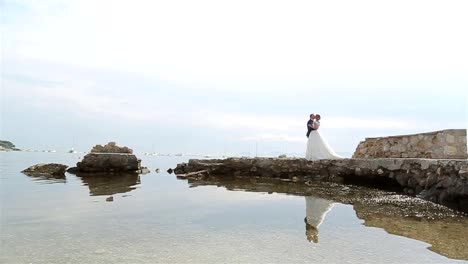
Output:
[305,130,342,160]
[304,196,335,243]
[305,196,335,229]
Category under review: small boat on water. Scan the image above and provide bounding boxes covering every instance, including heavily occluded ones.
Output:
[68,148,77,154]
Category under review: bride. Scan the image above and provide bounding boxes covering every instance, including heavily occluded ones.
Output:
[305,114,343,160]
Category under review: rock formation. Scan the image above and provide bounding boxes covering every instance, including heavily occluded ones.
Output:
[22,163,68,177]
[0,140,20,151]
[90,142,133,154]
[72,142,142,173]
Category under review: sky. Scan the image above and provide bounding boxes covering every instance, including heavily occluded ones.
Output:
[1,0,467,156]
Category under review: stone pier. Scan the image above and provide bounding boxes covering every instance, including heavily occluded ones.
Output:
[174,157,468,213]
[353,129,467,159]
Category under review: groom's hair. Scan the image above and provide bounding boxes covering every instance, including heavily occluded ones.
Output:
[310,113,315,116]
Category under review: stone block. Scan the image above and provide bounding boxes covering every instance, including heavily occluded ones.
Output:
[444,146,458,156]
[431,136,441,145]
[416,140,431,150]
[439,133,447,143]
[410,137,419,145]
[446,134,456,144]
[459,136,467,145]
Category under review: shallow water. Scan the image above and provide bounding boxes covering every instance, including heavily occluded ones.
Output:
[1,152,467,263]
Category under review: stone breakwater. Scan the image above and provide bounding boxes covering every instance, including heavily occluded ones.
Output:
[353,129,467,159]
[174,158,468,212]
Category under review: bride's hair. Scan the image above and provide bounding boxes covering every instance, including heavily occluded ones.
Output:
[315,114,321,120]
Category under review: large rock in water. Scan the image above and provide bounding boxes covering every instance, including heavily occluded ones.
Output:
[22,163,68,177]
[76,142,141,173]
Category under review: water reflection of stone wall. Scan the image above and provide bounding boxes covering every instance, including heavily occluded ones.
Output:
[175,158,468,213]
[77,173,140,196]
[353,129,467,159]
[178,177,468,260]
[355,211,468,261]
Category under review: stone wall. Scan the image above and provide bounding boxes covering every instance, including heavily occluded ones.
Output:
[353,129,467,159]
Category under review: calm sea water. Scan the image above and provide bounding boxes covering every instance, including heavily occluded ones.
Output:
[1,152,467,264]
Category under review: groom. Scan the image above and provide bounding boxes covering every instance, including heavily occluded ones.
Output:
[306,114,316,138]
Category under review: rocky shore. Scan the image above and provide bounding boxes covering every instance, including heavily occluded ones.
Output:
[174,157,468,213]
[23,142,148,177]
[0,140,20,151]
[21,163,68,177]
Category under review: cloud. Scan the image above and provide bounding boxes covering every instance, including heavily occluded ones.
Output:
[2,0,466,154]
[3,72,445,135]
[240,134,306,143]
[3,0,467,91]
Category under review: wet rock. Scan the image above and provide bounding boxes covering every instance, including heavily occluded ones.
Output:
[76,153,141,173]
[106,196,114,202]
[167,168,173,174]
[459,165,468,179]
[74,143,142,173]
[425,173,438,189]
[22,163,68,177]
[66,167,79,173]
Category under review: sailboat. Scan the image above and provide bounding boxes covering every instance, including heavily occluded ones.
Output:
[69,137,77,153]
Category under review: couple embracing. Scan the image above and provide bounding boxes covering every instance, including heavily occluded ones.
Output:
[305,113,342,160]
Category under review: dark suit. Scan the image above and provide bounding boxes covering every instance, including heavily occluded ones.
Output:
[306,119,316,138]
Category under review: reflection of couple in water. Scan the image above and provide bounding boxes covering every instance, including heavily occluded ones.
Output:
[304,196,335,243]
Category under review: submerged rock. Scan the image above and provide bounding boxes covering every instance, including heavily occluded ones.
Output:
[22,163,68,177]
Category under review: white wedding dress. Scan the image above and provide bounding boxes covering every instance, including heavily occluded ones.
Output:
[305,121,342,160]
[304,196,335,243]
[305,196,335,229]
